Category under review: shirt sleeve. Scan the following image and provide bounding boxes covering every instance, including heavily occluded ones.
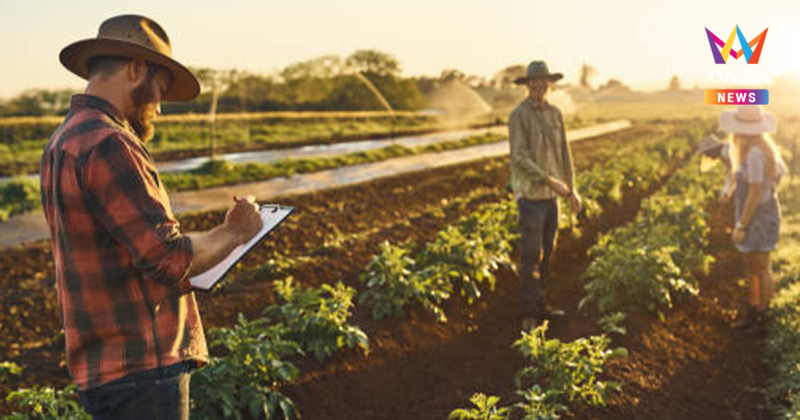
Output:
[746,147,765,184]
[508,110,547,182]
[80,133,194,291]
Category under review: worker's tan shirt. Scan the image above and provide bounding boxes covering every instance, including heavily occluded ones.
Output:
[508,97,575,200]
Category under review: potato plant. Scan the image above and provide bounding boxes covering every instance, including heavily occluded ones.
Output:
[190,315,300,420]
[448,393,510,420]
[417,201,516,304]
[1,385,90,420]
[359,241,452,322]
[449,322,626,420]
[264,277,368,362]
[513,322,626,412]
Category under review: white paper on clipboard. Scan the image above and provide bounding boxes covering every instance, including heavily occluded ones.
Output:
[189,204,294,291]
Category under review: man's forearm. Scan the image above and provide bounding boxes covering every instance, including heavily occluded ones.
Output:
[185,226,242,277]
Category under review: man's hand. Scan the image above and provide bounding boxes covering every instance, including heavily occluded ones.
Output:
[225,196,262,244]
[569,192,583,214]
[546,176,571,197]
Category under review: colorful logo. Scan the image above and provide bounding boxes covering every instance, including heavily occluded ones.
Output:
[705,26,768,64]
[705,89,769,105]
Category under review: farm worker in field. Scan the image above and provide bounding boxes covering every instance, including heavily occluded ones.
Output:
[508,60,582,330]
[40,15,262,419]
[705,105,786,329]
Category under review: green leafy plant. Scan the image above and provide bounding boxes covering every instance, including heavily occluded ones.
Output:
[264,277,368,362]
[415,200,516,303]
[513,386,566,420]
[598,312,627,336]
[580,234,693,314]
[2,385,90,420]
[359,241,451,321]
[449,393,511,420]
[190,314,300,420]
[0,361,23,383]
[513,321,626,412]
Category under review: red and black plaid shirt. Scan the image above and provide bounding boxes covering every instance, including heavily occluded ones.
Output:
[40,94,207,390]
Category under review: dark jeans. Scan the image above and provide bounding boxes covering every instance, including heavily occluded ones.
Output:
[518,198,559,318]
[78,361,194,420]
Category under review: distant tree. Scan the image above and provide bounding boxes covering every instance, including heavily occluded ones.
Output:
[414,76,439,96]
[0,89,76,116]
[598,78,632,93]
[345,50,400,77]
[193,67,239,156]
[668,75,682,91]
[280,55,344,81]
[327,73,424,111]
[579,63,596,89]
[3,91,45,116]
[439,69,466,84]
[226,72,279,111]
[194,67,238,113]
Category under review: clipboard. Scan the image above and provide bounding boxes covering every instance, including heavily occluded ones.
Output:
[189,204,294,291]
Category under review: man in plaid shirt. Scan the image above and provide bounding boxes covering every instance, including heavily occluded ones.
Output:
[41,15,263,419]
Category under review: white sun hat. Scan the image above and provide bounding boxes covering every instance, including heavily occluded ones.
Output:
[720,105,777,135]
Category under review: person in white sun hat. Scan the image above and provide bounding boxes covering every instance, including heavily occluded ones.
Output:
[703,105,786,329]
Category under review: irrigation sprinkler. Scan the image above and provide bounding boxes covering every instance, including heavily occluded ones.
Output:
[354,72,396,139]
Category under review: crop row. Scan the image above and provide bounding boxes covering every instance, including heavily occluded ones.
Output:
[764,178,800,419]
[0,131,505,221]
[579,154,722,317]
[1,277,368,420]
[358,127,699,324]
[0,113,440,176]
[446,128,723,419]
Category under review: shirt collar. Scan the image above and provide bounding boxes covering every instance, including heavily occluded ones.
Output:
[525,96,550,110]
[70,94,131,130]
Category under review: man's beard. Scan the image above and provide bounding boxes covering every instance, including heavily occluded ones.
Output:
[128,72,157,142]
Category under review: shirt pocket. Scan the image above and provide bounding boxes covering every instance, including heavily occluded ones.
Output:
[544,114,562,137]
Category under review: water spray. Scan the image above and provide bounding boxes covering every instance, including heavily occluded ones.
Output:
[354,72,396,138]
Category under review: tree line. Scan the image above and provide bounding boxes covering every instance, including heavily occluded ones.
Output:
[0,50,530,117]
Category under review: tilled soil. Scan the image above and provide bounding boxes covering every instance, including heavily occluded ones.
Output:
[0,122,767,420]
[283,180,768,420]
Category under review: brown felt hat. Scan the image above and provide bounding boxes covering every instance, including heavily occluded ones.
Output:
[59,14,200,102]
[514,60,564,85]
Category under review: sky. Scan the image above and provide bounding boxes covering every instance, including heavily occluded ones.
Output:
[1,0,799,99]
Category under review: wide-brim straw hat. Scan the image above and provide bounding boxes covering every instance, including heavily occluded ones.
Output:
[59,14,200,102]
[514,60,564,84]
[720,105,777,135]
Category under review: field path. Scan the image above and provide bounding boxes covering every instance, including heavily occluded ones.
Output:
[0,121,630,248]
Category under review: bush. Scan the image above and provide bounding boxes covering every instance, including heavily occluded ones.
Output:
[0,178,40,221]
